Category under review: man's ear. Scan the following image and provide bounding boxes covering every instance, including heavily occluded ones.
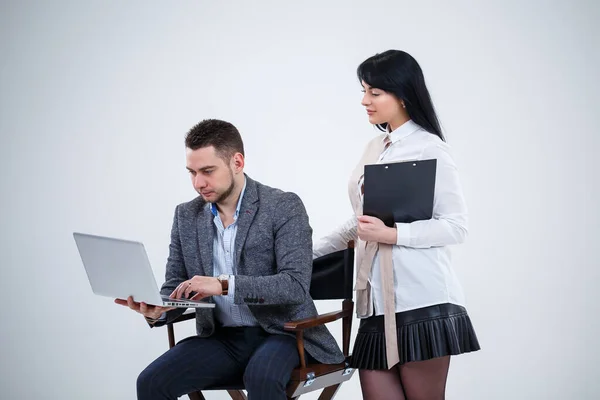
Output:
[232,153,245,173]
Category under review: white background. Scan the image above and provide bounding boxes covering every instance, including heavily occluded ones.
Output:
[1,1,598,399]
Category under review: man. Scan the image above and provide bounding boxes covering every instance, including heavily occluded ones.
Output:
[115,119,344,400]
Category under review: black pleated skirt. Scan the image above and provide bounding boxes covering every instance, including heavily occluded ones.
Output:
[350,303,480,370]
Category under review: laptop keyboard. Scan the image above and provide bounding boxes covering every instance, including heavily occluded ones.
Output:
[161,295,198,304]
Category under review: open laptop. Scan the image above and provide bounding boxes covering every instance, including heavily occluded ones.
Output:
[73,232,214,308]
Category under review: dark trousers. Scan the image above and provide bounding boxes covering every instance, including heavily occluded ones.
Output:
[137,326,306,400]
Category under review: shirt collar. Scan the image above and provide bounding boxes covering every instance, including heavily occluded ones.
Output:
[210,177,247,220]
[383,119,422,144]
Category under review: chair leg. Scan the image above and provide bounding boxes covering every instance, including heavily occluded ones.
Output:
[318,384,341,400]
[188,391,206,400]
[227,389,248,400]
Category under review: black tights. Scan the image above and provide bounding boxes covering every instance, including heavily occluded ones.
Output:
[358,356,450,400]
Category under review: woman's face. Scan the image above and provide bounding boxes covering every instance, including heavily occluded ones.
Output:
[361,80,405,129]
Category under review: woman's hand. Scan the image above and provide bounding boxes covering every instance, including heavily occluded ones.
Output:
[357,216,397,244]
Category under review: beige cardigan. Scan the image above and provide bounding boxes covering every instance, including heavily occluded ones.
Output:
[348,134,399,369]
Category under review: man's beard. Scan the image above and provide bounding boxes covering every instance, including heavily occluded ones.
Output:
[212,169,236,204]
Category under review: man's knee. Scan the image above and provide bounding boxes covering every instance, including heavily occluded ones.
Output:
[243,363,289,394]
[137,364,165,399]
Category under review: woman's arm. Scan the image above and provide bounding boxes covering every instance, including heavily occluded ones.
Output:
[313,217,358,258]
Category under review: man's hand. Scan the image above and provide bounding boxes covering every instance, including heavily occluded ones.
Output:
[357,215,397,244]
[170,275,222,300]
[114,296,174,320]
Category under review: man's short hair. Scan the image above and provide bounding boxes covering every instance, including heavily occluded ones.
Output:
[185,119,245,162]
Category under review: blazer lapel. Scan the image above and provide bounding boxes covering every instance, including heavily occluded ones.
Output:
[234,176,259,268]
[197,203,215,277]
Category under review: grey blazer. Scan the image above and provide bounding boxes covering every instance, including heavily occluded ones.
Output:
[154,175,344,364]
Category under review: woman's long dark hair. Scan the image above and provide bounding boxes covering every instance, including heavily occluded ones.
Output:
[357,50,445,141]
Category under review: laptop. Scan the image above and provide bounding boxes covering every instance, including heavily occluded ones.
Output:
[73,232,214,308]
[363,158,437,227]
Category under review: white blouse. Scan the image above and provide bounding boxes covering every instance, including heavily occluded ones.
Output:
[314,120,468,316]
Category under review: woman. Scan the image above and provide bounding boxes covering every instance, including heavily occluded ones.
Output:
[313,50,480,399]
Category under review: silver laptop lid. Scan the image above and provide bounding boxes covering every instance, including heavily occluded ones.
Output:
[73,232,164,305]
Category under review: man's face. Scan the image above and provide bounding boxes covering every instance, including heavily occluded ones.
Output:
[186,146,235,204]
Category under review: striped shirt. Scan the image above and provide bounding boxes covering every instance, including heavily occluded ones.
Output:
[210,178,259,327]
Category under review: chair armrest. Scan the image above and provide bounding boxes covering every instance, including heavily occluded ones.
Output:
[166,310,196,348]
[283,308,352,332]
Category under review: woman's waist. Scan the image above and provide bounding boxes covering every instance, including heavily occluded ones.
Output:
[369,245,453,272]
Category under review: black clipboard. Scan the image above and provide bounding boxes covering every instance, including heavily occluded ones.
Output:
[363,159,437,227]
